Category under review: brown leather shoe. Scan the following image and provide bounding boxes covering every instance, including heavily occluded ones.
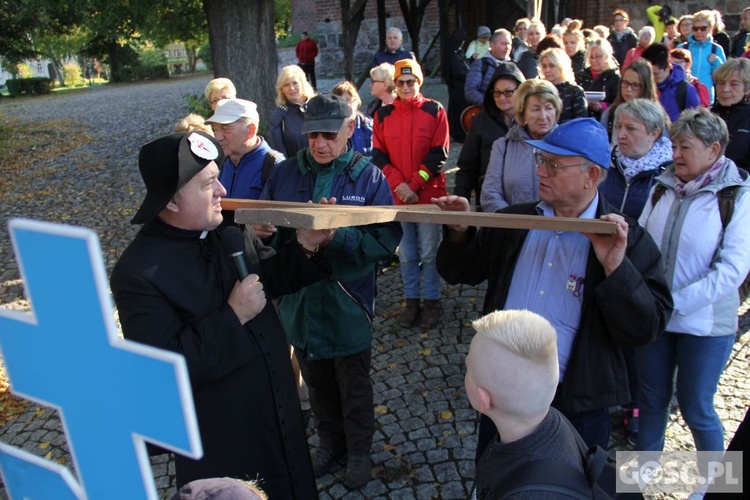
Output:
[418,299,442,329]
[397,299,420,327]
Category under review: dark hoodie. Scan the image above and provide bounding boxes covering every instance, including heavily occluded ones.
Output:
[454,65,526,205]
[657,63,700,122]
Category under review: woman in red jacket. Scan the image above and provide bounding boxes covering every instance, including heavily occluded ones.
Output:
[372,59,449,329]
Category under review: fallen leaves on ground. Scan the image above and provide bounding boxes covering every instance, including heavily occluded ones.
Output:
[0,358,30,427]
[0,114,94,202]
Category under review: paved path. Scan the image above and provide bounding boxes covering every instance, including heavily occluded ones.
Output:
[0,75,748,499]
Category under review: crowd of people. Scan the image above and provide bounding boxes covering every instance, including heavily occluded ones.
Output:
[113,6,750,499]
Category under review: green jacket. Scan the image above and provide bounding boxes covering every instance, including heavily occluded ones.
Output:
[261,148,402,359]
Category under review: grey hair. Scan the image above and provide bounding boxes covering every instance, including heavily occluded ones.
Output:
[614,98,670,137]
[387,26,403,37]
[491,28,512,43]
[670,108,729,156]
[580,161,608,184]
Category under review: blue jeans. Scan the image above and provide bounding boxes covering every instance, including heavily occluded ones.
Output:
[636,332,734,451]
[398,222,442,300]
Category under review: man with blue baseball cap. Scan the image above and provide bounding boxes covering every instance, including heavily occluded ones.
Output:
[433,118,673,461]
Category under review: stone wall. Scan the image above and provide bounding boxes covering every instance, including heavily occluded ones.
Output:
[570,0,745,34]
[291,0,443,81]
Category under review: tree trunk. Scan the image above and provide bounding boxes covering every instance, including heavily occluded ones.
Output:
[185,42,198,73]
[203,0,278,121]
[108,38,123,83]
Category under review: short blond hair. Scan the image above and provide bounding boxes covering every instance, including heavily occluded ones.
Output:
[204,78,236,102]
[369,63,395,92]
[514,79,562,124]
[472,310,557,364]
[692,10,715,29]
[713,58,750,90]
[467,310,559,420]
[275,65,315,107]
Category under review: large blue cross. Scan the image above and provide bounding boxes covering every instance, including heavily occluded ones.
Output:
[0,219,202,499]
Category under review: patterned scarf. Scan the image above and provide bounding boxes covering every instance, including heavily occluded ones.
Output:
[675,156,727,199]
[617,136,672,183]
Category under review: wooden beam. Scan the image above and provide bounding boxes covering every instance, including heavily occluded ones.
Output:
[229,199,616,234]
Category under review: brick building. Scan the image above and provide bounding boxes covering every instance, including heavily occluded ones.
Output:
[290,0,746,81]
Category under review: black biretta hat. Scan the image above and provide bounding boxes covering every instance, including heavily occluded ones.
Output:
[131,131,222,224]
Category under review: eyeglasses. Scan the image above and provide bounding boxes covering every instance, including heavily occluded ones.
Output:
[621,80,643,91]
[307,131,339,140]
[492,89,516,98]
[692,25,709,32]
[371,80,385,84]
[614,17,627,22]
[534,151,587,176]
[395,79,417,88]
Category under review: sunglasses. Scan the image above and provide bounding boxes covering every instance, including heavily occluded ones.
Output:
[492,89,516,98]
[692,25,709,32]
[395,79,417,88]
[307,131,339,140]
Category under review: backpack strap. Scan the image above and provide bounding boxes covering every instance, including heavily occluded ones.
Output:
[650,183,667,208]
[262,150,284,185]
[676,79,689,111]
[718,185,737,230]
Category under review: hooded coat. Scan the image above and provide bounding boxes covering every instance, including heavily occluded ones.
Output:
[656,63,700,122]
[680,35,726,102]
[454,66,525,205]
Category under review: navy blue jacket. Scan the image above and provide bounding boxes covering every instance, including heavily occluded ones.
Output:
[219,138,282,200]
[600,150,671,219]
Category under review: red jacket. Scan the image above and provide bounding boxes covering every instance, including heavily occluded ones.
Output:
[296,38,318,64]
[372,94,449,204]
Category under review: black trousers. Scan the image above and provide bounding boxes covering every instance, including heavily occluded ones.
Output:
[299,62,317,90]
[295,347,374,453]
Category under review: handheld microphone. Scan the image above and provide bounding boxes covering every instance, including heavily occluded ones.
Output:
[221,226,250,280]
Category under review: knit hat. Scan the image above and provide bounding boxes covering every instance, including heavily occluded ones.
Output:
[394,59,423,84]
[477,26,492,38]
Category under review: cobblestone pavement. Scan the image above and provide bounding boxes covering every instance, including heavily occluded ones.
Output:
[1,75,749,499]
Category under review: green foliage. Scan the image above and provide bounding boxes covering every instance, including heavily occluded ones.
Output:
[138,44,167,67]
[276,33,301,49]
[113,43,169,82]
[197,43,212,70]
[184,93,212,118]
[275,0,292,39]
[62,62,86,87]
[16,63,32,79]
[6,77,53,97]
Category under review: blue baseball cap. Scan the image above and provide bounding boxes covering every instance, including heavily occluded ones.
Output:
[525,118,610,169]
